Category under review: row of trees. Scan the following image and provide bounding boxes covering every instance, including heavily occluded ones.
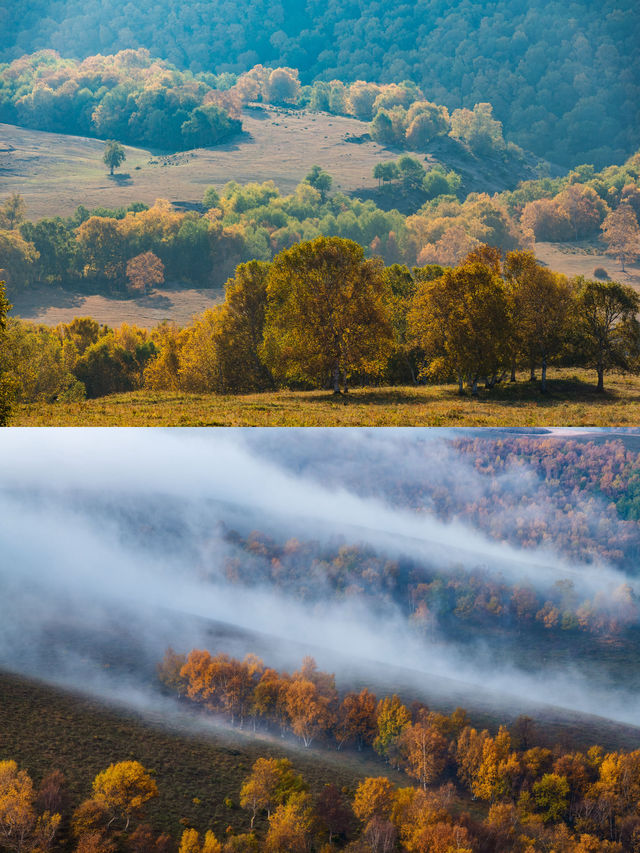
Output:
[158,648,640,850]
[3,240,639,406]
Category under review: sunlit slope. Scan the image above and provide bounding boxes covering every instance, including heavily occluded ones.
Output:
[2,0,637,166]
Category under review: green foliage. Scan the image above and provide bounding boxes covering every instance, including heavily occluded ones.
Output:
[0,50,241,152]
[103,140,126,175]
[4,2,636,165]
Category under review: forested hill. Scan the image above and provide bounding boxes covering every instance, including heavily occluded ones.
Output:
[2,0,638,168]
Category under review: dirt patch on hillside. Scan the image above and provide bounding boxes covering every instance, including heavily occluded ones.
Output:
[10,284,223,328]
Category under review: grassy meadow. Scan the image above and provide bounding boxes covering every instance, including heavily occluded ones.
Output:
[10,369,640,427]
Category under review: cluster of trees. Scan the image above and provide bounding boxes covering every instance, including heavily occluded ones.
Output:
[4,240,640,404]
[157,648,640,851]
[0,50,240,150]
[3,0,638,166]
[217,520,638,641]
[1,180,534,295]
[0,758,161,853]
[372,158,462,202]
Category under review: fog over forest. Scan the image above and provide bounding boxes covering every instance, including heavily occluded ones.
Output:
[2,428,640,732]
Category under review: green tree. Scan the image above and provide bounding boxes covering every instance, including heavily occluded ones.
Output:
[304,166,332,203]
[574,278,640,391]
[261,236,393,393]
[532,773,570,824]
[103,140,126,176]
[0,194,27,230]
[373,161,399,187]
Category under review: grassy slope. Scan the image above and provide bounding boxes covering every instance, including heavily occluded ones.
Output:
[10,369,640,427]
[0,670,405,843]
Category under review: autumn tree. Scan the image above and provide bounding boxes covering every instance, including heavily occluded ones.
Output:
[532,773,570,824]
[373,695,411,763]
[261,236,393,393]
[0,761,61,853]
[91,762,158,831]
[336,688,378,751]
[263,792,312,853]
[400,722,449,789]
[0,279,14,425]
[103,140,126,176]
[353,778,395,825]
[505,250,575,390]
[574,278,640,391]
[315,784,353,845]
[409,253,513,394]
[126,252,165,294]
[601,203,640,271]
[179,828,222,853]
[214,260,274,392]
[285,677,336,747]
[240,758,306,828]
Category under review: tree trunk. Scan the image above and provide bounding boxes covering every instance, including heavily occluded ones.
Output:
[471,378,478,397]
[510,360,517,382]
[541,357,547,393]
[457,373,464,395]
[332,361,340,394]
[110,164,114,175]
[343,367,349,394]
[597,363,605,392]
[529,364,536,382]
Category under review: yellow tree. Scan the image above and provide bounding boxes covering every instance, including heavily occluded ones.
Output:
[409,252,513,394]
[373,695,411,763]
[505,250,575,391]
[0,761,61,853]
[263,792,312,853]
[91,762,158,831]
[214,260,274,392]
[285,679,335,747]
[400,722,449,789]
[261,236,393,394]
[336,688,378,751]
[353,778,395,824]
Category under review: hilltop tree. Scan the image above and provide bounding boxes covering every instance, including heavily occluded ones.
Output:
[574,278,640,391]
[261,236,393,394]
[601,203,640,272]
[103,140,126,176]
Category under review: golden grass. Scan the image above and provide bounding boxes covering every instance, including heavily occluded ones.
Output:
[10,369,640,427]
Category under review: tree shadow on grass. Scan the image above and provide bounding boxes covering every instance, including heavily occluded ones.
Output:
[10,286,85,318]
[290,375,640,407]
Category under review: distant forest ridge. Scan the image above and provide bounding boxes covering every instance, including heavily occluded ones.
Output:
[1,0,638,167]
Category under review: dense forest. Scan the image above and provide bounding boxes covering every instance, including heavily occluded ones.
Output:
[1,1,638,167]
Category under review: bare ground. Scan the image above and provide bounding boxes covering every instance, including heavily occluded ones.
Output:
[534,241,640,289]
[10,283,224,328]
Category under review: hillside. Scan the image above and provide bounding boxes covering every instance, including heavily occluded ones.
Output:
[0,106,533,222]
[2,0,637,167]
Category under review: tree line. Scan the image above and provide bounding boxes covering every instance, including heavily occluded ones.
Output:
[155,647,640,851]
[3,238,638,411]
[2,0,638,167]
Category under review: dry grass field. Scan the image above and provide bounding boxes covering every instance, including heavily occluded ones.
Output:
[10,369,640,427]
[10,282,224,328]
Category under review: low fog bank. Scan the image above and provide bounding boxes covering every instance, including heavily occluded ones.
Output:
[1,428,640,733]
